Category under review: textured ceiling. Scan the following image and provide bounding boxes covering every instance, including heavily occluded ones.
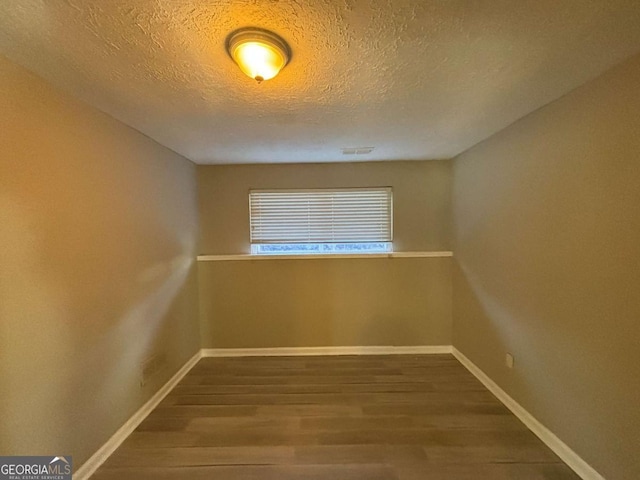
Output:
[2,1,640,164]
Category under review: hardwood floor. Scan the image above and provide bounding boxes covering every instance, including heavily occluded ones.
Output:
[94,354,580,479]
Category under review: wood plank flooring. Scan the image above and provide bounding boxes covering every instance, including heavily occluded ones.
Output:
[94,354,580,479]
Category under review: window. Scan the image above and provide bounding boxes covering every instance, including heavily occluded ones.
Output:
[249,187,393,255]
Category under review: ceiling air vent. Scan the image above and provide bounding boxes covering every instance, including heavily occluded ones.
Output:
[342,147,375,155]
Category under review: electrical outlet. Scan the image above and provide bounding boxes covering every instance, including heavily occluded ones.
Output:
[505,353,515,369]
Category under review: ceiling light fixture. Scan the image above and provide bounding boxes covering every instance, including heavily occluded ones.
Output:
[226,27,291,83]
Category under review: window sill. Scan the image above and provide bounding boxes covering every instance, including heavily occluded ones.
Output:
[197,251,453,262]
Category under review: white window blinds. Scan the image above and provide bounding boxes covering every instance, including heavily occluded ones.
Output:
[249,188,393,244]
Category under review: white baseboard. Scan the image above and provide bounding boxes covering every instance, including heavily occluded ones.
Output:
[79,345,603,480]
[73,345,449,478]
[201,345,453,357]
[74,350,202,480]
[452,347,605,480]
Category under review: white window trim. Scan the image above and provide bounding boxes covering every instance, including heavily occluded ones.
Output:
[197,251,453,261]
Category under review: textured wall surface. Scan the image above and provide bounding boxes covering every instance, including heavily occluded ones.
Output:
[0,56,200,470]
[1,1,640,163]
[452,53,640,480]
[197,161,451,254]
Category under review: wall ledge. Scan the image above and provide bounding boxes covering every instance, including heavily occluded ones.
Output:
[197,251,453,262]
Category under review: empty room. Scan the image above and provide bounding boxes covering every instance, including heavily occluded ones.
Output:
[1,1,639,479]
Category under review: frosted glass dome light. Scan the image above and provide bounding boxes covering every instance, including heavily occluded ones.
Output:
[226,28,291,83]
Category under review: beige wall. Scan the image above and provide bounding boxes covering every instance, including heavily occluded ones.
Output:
[0,57,200,470]
[197,161,452,254]
[197,161,452,349]
[199,257,451,348]
[452,53,640,480]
